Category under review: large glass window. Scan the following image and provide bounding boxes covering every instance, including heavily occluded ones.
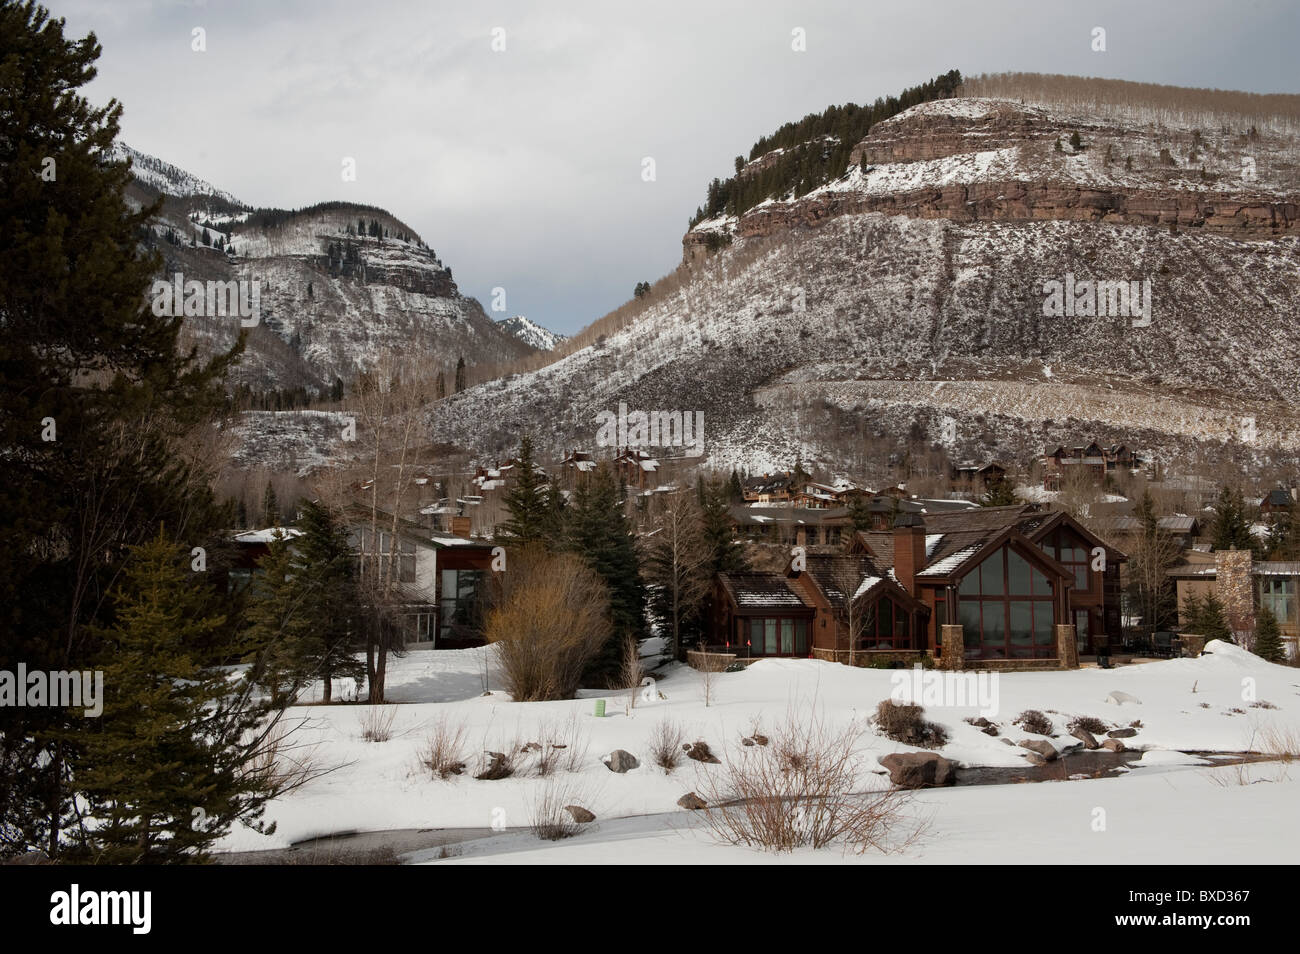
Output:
[746,616,809,655]
[1038,529,1092,594]
[856,596,912,650]
[956,545,1057,659]
[440,568,484,629]
[1260,578,1295,624]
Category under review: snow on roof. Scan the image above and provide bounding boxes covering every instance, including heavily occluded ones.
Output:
[917,543,983,577]
[853,575,884,600]
[233,527,303,544]
[925,533,945,559]
[429,533,481,547]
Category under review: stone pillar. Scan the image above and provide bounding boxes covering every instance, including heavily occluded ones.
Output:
[1214,549,1255,644]
[939,624,965,671]
[1056,624,1079,669]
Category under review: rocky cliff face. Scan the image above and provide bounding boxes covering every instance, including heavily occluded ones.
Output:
[439,94,1300,478]
[684,98,1300,263]
[124,146,533,394]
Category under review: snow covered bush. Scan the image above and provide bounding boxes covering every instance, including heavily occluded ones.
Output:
[873,700,949,749]
[648,718,687,772]
[695,711,926,854]
[1014,710,1054,736]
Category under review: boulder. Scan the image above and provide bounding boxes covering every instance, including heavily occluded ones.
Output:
[1107,727,1138,739]
[1023,751,1047,765]
[677,792,708,810]
[475,752,513,781]
[604,749,640,773]
[1018,739,1058,761]
[564,805,596,824]
[1101,738,1127,752]
[1070,728,1100,750]
[684,741,721,764]
[878,752,957,788]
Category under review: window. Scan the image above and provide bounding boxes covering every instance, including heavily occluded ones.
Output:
[1038,529,1092,594]
[440,568,485,630]
[955,545,1057,660]
[356,528,417,583]
[1260,578,1295,624]
[747,616,809,655]
[856,596,912,650]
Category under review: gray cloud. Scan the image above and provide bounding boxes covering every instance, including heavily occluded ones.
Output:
[56,0,1300,335]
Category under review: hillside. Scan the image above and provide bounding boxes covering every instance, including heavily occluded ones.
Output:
[497,315,566,351]
[432,75,1300,477]
[120,145,534,394]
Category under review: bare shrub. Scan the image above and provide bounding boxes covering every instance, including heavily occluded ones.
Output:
[528,779,589,841]
[620,635,645,715]
[359,704,398,742]
[1014,710,1054,736]
[873,700,948,749]
[1067,715,1109,735]
[695,711,928,854]
[422,716,468,779]
[533,713,590,776]
[648,718,687,772]
[241,718,326,800]
[485,546,611,701]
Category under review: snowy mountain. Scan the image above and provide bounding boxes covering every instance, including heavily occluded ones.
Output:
[432,80,1300,477]
[496,315,566,351]
[112,142,244,207]
[120,151,536,393]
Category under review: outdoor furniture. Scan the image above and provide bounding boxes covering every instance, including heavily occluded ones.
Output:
[1152,631,1177,658]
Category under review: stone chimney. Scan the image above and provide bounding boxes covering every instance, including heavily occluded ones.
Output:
[1214,549,1255,641]
[892,512,927,597]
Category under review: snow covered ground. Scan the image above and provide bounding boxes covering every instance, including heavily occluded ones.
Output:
[219,641,1300,862]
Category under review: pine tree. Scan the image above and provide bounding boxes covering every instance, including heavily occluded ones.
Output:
[1253,605,1285,663]
[699,477,747,573]
[263,482,280,526]
[1210,485,1257,554]
[565,463,646,684]
[0,2,243,858]
[79,532,276,863]
[239,532,308,704]
[498,436,553,546]
[1198,592,1233,644]
[981,475,1017,506]
[454,355,466,392]
[293,501,366,701]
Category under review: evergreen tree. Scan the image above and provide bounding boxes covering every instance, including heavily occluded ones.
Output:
[436,371,446,400]
[565,463,646,684]
[1210,485,1257,554]
[1198,592,1233,643]
[454,355,466,392]
[238,532,308,704]
[0,1,243,858]
[1253,605,1286,663]
[498,436,553,546]
[262,481,280,526]
[981,475,1017,506]
[699,477,747,573]
[79,532,276,863]
[292,501,366,701]
[728,469,744,503]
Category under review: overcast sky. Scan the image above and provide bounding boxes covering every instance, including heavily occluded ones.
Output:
[56,0,1300,336]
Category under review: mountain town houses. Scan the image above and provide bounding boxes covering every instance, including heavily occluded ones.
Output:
[233,437,1300,667]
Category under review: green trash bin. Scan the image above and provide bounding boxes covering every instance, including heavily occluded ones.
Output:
[594,699,605,718]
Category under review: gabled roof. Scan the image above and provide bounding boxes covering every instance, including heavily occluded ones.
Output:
[794,553,928,614]
[851,504,1124,582]
[717,572,812,611]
